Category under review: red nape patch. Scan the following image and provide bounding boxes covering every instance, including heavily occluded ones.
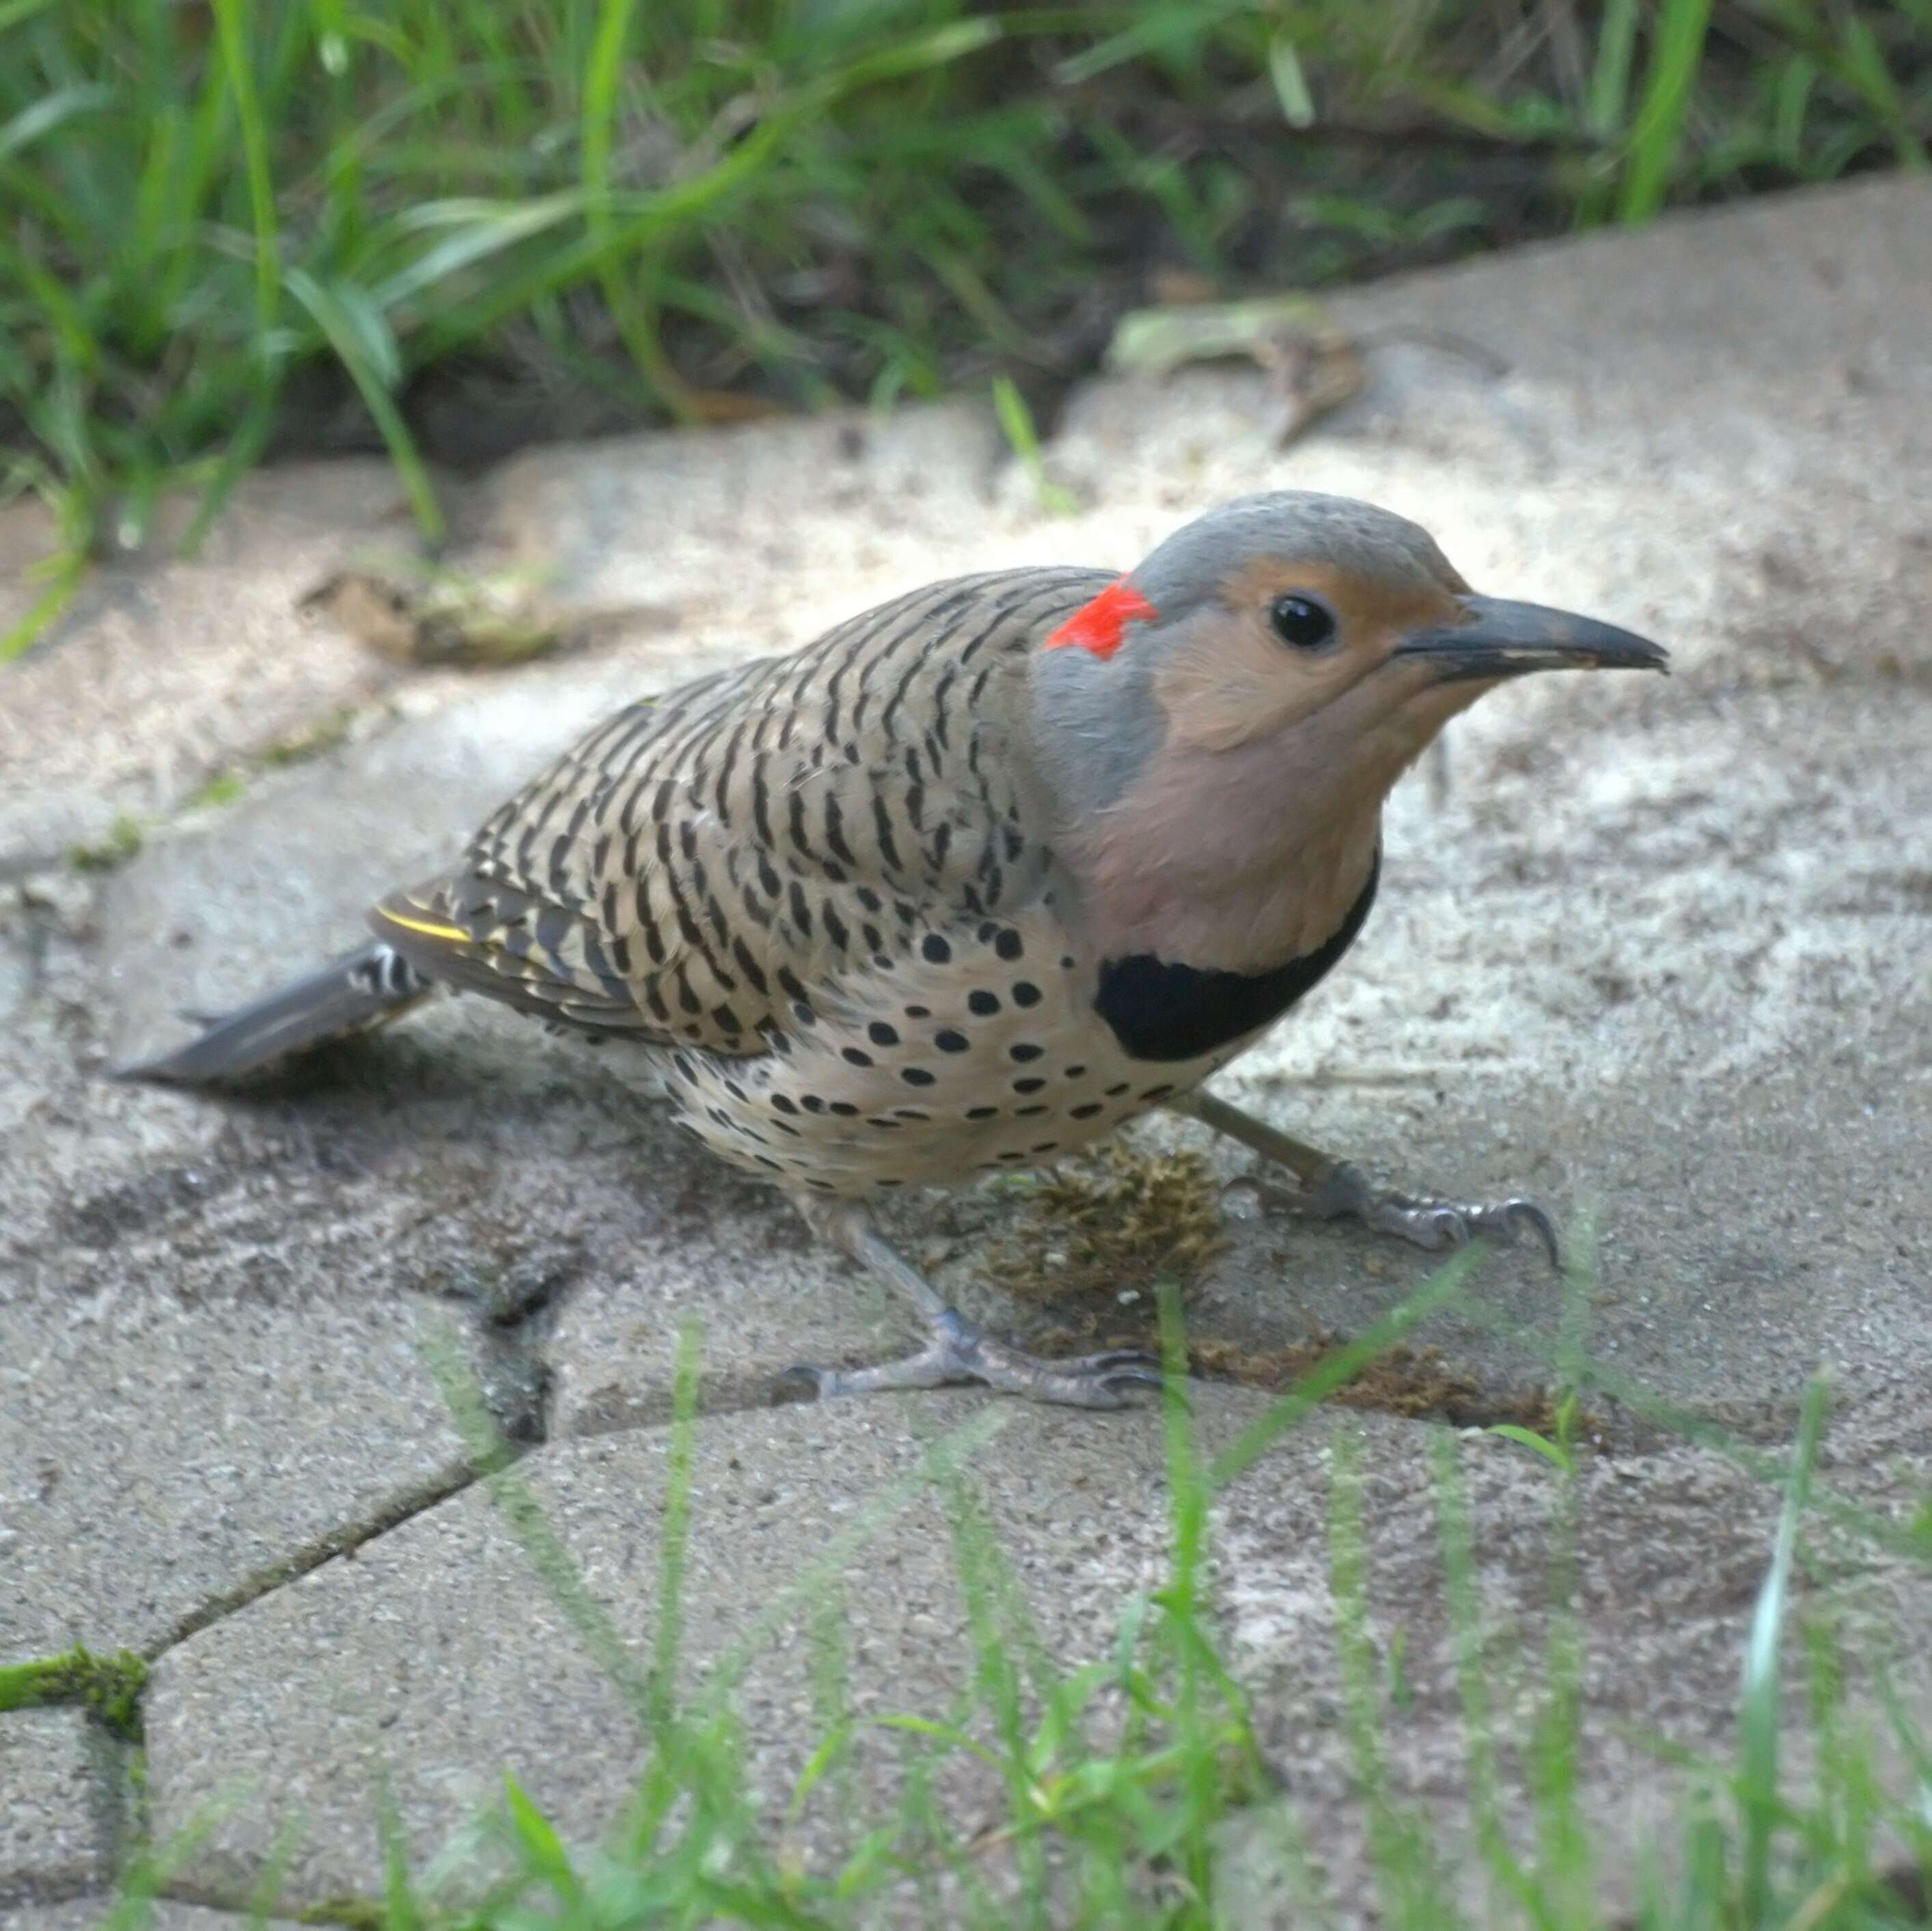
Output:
[1043,577,1158,660]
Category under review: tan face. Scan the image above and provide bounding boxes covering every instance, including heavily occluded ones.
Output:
[1036,492,1664,973]
[1153,556,1477,754]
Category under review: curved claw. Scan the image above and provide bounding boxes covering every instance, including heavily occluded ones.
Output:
[1502,1199,1562,1270]
[1238,1160,1563,1273]
[1429,1197,1561,1270]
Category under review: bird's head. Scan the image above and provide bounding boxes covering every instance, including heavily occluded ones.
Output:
[1030,491,1666,970]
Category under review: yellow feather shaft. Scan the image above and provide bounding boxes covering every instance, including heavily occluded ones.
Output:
[374,905,470,943]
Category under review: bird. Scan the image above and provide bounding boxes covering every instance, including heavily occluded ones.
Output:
[123,492,1666,1408]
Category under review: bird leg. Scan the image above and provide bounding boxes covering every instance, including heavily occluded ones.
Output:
[1170,1088,1560,1268]
[783,1199,1164,1409]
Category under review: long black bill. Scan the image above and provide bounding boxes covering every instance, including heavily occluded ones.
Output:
[1393,594,1668,682]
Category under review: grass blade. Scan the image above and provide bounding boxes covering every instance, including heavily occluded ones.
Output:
[991,374,1076,516]
[1739,1372,1832,1922]
[372,1755,420,1931]
[1432,1431,1533,1922]
[284,266,443,539]
[0,80,110,161]
[206,0,280,350]
[502,1767,582,1904]
[1617,0,1717,222]
[650,1320,701,1737]
[1586,0,1640,137]
[422,1321,654,1725]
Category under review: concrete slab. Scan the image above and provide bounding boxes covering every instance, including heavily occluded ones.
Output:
[0,1711,119,1906]
[0,1908,288,1931]
[0,462,417,873]
[1207,1378,1932,1924]
[0,1284,500,1664]
[140,1385,1932,1915]
[2,888,537,1665]
[0,398,1013,877]
[140,1390,1203,1907]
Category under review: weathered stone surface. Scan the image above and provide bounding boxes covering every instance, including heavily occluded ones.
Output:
[0,1711,119,1906]
[1,923,523,1663]
[0,462,417,872]
[143,1390,1204,1907]
[0,1285,495,1664]
[1207,1376,1932,1923]
[2,868,534,1667]
[0,1906,289,1931]
[142,1385,1931,1915]
[0,399,1015,876]
[471,396,1012,628]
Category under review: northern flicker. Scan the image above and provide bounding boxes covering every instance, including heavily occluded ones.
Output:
[124,492,1666,1407]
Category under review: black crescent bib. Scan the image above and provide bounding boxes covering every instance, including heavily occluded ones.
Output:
[1092,852,1381,1064]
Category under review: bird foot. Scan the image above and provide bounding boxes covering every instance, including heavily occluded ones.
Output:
[1224,1162,1560,1269]
[781,1309,1163,1410]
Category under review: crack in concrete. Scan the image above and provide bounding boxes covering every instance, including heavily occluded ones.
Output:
[150,1460,491,1659]
[127,1329,801,1661]
[156,1879,385,1928]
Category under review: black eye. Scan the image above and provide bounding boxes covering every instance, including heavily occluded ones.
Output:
[1269,594,1337,651]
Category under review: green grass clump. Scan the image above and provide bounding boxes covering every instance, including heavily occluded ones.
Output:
[3,1,1927,656]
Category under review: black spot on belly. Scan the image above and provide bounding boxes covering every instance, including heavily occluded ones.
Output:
[1094,854,1379,1064]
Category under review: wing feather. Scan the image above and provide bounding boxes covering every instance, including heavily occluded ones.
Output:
[368,568,1106,1051]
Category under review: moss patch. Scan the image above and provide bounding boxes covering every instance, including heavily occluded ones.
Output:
[182,769,249,813]
[262,704,360,768]
[0,1644,149,1738]
[1024,1318,1582,1436]
[294,1899,387,1931]
[1184,1334,1582,1436]
[68,811,143,872]
[990,1139,1227,1307]
[299,565,578,667]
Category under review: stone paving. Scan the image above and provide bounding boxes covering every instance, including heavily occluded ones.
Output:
[3,175,1929,1926]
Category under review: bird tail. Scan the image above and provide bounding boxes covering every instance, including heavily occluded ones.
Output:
[114,942,434,1085]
